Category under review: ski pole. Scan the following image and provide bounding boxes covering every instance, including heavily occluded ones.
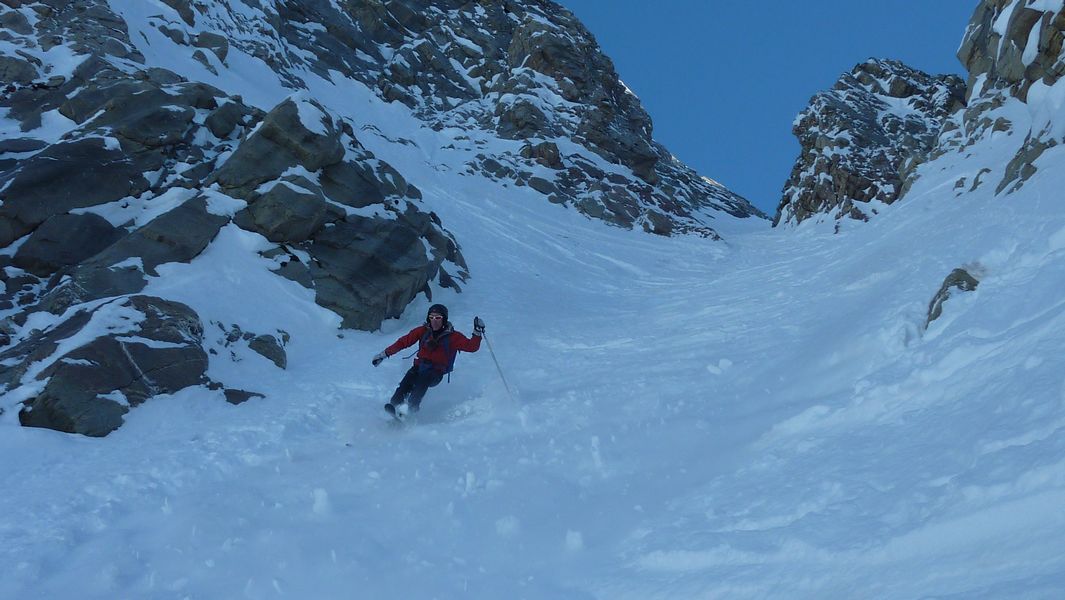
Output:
[483,332,514,401]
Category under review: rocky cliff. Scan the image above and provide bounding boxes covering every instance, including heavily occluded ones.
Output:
[0,0,760,435]
[942,0,1065,196]
[127,0,762,235]
[776,0,1065,228]
[774,59,965,228]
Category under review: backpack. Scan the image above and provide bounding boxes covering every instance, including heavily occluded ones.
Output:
[417,327,459,378]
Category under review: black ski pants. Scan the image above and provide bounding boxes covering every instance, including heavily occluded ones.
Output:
[389,365,444,411]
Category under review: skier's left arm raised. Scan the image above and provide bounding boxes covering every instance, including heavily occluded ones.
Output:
[453,316,485,353]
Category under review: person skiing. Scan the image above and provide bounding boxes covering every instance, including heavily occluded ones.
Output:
[372,303,485,418]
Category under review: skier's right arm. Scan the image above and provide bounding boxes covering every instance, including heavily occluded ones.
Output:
[374,327,423,366]
[383,326,426,357]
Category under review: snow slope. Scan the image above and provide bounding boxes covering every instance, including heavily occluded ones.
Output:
[4,84,1065,597]
[3,3,1065,599]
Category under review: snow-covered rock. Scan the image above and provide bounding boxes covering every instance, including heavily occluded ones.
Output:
[775,58,965,228]
[939,0,1065,196]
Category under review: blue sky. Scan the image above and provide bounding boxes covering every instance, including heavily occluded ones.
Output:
[557,1,978,217]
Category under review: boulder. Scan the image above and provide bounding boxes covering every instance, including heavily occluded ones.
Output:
[12,212,124,276]
[11,296,208,437]
[0,9,33,35]
[205,101,251,139]
[223,388,265,405]
[211,97,344,196]
[84,196,229,276]
[320,160,388,208]
[160,0,196,26]
[926,268,980,327]
[0,138,48,154]
[0,138,150,246]
[193,31,229,62]
[235,180,330,243]
[520,141,563,169]
[0,56,36,85]
[308,216,432,330]
[32,197,228,316]
[248,334,286,369]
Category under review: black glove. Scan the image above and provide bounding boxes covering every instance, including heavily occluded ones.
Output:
[473,316,485,336]
[372,351,388,366]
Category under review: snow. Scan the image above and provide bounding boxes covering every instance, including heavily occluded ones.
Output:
[73,187,197,228]
[2,3,1065,599]
[290,93,331,136]
[7,118,1065,596]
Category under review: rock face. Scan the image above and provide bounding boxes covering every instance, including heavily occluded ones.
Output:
[937,1,1065,196]
[122,0,764,235]
[8,296,208,437]
[777,2,1065,228]
[0,0,468,435]
[775,59,965,228]
[926,268,980,328]
[0,0,763,435]
[957,1,1065,103]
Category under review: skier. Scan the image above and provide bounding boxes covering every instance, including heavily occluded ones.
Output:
[372,304,485,418]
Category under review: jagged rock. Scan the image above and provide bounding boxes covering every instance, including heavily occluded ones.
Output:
[33,197,229,316]
[958,1,1065,102]
[927,268,981,327]
[308,216,434,330]
[211,97,344,196]
[205,100,253,138]
[193,31,229,62]
[496,98,548,139]
[10,296,208,436]
[0,9,33,34]
[12,213,124,277]
[235,180,330,243]
[0,138,48,154]
[941,1,1065,196]
[192,49,218,75]
[0,56,36,85]
[775,59,965,227]
[223,389,265,405]
[998,136,1057,194]
[0,138,151,247]
[84,196,228,277]
[211,0,762,234]
[248,334,286,369]
[520,141,563,169]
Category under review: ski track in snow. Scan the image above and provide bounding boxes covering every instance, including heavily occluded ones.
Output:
[3,5,1065,598]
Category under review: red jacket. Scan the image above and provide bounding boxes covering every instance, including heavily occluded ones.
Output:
[385,324,481,373]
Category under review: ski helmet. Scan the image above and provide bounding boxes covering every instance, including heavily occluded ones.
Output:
[426,303,449,323]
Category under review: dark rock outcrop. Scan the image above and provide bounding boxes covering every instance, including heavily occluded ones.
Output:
[936,1,1065,196]
[926,268,981,327]
[248,335,287,370]
[0,0,765,436]
[775,59,965,228]
[136,0,763,235]
[12,213,123,277]
[211,323,288,370]
[0,138,151,247]
[9,296,208,437]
